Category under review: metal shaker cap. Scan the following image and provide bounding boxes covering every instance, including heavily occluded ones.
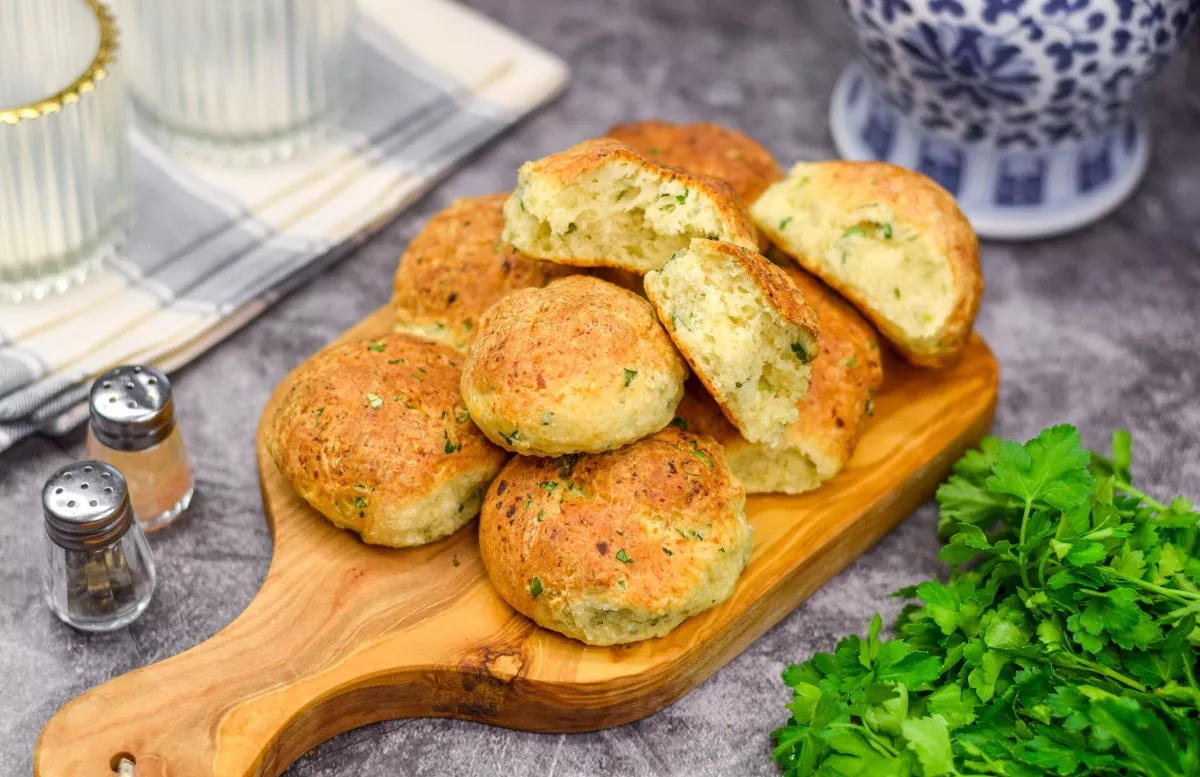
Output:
[89,365,176,451]
[42,461,135,551]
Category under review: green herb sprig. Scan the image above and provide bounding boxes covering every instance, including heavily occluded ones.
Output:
[772,425,1200,777]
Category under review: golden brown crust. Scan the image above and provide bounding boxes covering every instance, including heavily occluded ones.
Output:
[392,194,573,349]
[605,120,783,205]
[267,334,508,545]
[517,137,759,259]
[461,275,688,455]
[478,426,750,644]
[782,266,883,468]
[756,161,981,367]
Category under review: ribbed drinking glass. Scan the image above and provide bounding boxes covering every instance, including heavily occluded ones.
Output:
[115,0,360,164]
[0,0,131,303]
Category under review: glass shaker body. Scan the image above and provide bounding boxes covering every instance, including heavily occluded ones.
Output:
[87,424,193,531]
[87,365,194,531]
[42,522,156,632]
[41,461,157,632]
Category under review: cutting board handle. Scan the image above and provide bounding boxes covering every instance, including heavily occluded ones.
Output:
[34,523,521,777]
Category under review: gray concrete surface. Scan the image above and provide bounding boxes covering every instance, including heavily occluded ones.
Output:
[3,1,1200,774]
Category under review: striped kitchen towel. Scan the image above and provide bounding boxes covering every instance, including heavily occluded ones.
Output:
[0,0,568,454]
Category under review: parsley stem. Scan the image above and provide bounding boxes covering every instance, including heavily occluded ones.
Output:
[1017,500,1033,591]
[1112,477,1169,512]
[1163,598,1200,624]
[825,723,899,757]
[1101,568,1200,602]
[1056,654,1146,692]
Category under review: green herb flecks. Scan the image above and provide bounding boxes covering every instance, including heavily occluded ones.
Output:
[367,339,386,353]
[313,407,324,419]
[530,577,543,598]
[443,429,461,454]
[770,425,1200,777]
[499,429,521,446]
[791,342,813,364]
[670,417,688,431]
[779,216,793,231]
[616,189,628,202]
[676,190,689,205]
[539,481,558,495]
[689,439,714,468]
[615,549,633,564]
[662,547,673,556]
[623,368,638,387]
[555,454,580,480]
[388,358,407,365]
[845,355,859,368]
[365,393,384,409]
[455,407,471,423]
[565,222,577,235]
[841,221,893,240]
[354,496,367,511]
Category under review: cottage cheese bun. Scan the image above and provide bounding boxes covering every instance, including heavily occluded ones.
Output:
[267,334,508,547]
[751,161,982,367]
[478,426,752,645]
[502,138,759,274]
[392,193,574,350]
[644,238,820,446]
[606,120,783,208]
[674,266,883,493]
[461,275,688,455]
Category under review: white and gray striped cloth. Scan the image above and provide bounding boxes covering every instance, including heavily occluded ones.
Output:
[0,0,567,453]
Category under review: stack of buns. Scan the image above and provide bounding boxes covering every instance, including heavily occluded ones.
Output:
[268,120,982,646]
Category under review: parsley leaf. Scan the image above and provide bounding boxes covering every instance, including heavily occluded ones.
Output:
[770,425,1200,777]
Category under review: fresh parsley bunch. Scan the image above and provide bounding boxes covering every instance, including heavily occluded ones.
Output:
[772,425,1200,777]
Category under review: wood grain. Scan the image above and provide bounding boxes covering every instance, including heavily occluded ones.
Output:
[35,305,998,777]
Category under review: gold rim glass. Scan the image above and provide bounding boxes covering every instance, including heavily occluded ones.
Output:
[0,0,131,302]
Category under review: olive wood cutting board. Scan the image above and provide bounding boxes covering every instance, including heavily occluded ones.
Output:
[36,304,998,777]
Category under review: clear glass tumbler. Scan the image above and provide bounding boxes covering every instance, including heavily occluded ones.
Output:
[0,0,132,303]
[116,0,361,164]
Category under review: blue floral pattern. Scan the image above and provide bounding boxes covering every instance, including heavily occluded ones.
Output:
[845,0,1198,147]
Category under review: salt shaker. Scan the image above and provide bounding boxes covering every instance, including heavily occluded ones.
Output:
[86,365,194,531]
[42,461,157,632]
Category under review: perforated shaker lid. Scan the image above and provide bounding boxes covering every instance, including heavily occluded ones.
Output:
[89,365,176,451]
[42,461,134,551]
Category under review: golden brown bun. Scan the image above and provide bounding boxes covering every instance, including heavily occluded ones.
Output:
[673,266,882,493]
[460,275,688,455]
[478,426,752,645]
[606,120,783,206]
[267,334,508,547]
[503,138,759,274]
[644,238,820,445]
[392,193,573,350]
[751,161,981,367]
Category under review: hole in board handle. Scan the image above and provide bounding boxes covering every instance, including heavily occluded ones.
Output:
[110,753,136,775]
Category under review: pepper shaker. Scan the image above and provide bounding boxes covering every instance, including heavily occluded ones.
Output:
[42,461,157,632]
[86,365,194,531]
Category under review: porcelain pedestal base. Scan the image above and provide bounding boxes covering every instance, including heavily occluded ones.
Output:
[829,62,1150,241]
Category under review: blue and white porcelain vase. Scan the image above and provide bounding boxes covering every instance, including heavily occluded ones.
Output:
[830,0,1198,239]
